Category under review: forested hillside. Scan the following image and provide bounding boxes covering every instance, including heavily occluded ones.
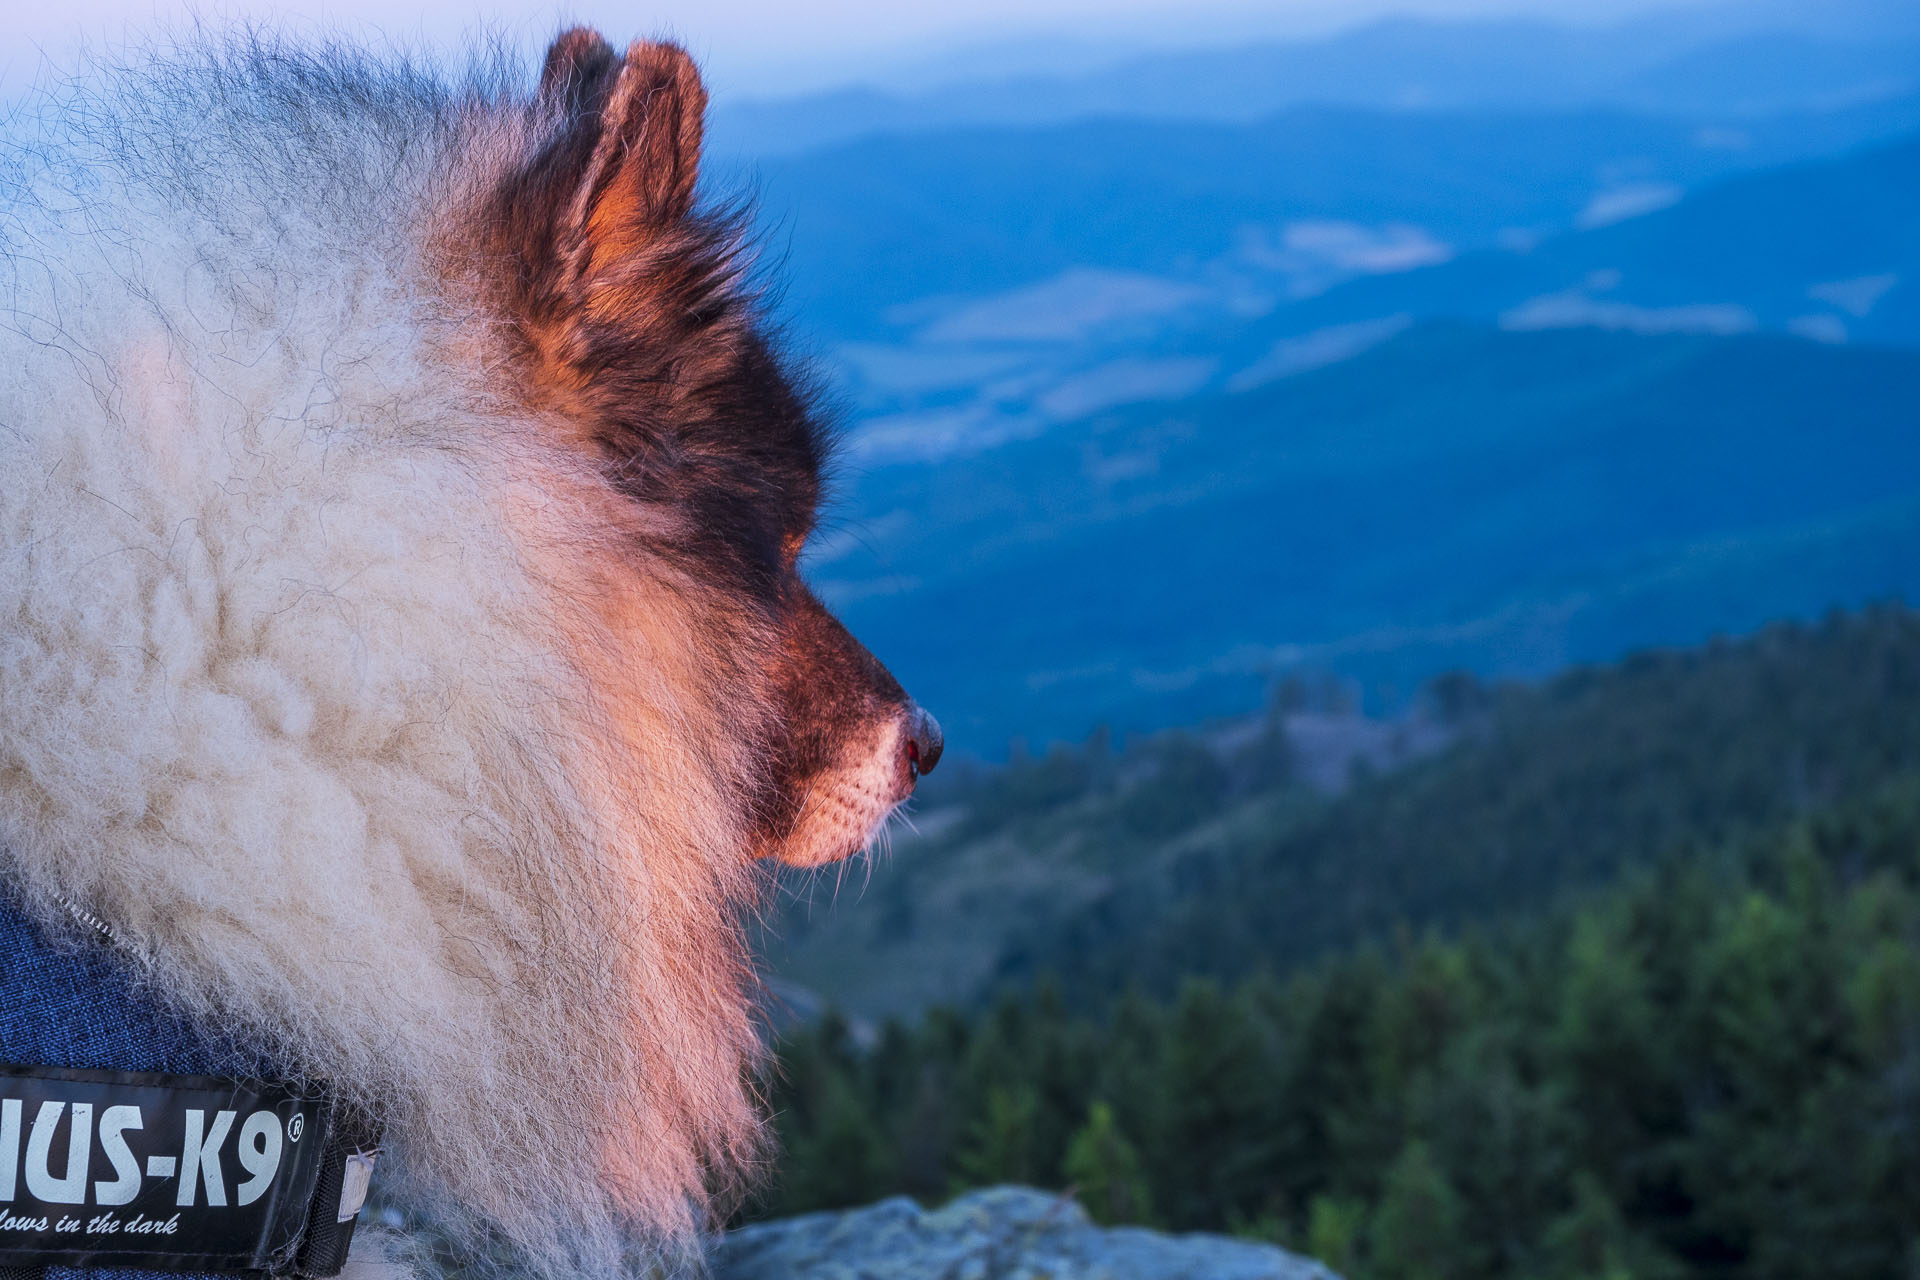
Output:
[755,610,1920,1278]
[1011,604,1920,1001]
[766,606,1920,1015]
[762,778,1920,1278]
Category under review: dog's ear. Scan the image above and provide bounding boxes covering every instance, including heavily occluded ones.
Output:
[563,38,707,253]
[538,28,618,115]
[497,34,736,416]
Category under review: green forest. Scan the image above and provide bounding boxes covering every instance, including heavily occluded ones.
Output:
[752,608,1920,1279]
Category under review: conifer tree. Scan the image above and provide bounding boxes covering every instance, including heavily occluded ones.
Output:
[1160,980,1284,1228]
[1063,1101,1153,1225]
[954,1084,1040,1189]
[1369,1139,1467,1280]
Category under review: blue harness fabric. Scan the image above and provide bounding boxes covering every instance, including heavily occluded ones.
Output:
[0,891,289,1280]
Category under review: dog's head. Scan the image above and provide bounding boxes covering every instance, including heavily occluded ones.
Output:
[0,28,935,1275]
[475,30,940,870]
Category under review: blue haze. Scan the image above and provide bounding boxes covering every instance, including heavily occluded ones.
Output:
[718,10,1920,751]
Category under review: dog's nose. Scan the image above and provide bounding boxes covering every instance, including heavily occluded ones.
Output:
[905,705,943,779]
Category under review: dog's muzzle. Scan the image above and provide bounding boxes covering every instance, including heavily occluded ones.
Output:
[0,892,378,1280]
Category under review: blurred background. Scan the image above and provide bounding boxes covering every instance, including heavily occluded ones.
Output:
[718,3,1920,1275]
[20,1,1920,1274]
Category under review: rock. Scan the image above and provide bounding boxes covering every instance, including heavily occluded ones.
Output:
[708,1186,1341,1280]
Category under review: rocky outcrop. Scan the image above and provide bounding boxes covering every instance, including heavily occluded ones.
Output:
[709,1186,1341,1280]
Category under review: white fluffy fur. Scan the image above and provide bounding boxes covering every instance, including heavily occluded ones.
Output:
[0,36,777,1279]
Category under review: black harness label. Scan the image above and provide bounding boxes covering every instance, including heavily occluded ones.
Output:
[0,1063,331,1272]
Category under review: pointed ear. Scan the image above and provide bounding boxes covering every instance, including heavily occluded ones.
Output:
[489,36,735,406]
[570,40,708,247]
[539,27,618,114]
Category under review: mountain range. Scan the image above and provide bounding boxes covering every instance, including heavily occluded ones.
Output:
[821,321,1920,748]
[697,8,1920,755]
[710,5,1920,158]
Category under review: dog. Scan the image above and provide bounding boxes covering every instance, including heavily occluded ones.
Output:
[0,26,937,1278]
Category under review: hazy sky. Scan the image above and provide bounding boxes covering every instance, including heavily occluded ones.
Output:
[1,0,1725,101]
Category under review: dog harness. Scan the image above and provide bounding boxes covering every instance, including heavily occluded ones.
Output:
[0,892,376,1280]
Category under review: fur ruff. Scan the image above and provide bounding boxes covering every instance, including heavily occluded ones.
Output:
[0,34,787,1278]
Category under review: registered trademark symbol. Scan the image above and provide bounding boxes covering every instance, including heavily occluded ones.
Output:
[288,1113,305,1142]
